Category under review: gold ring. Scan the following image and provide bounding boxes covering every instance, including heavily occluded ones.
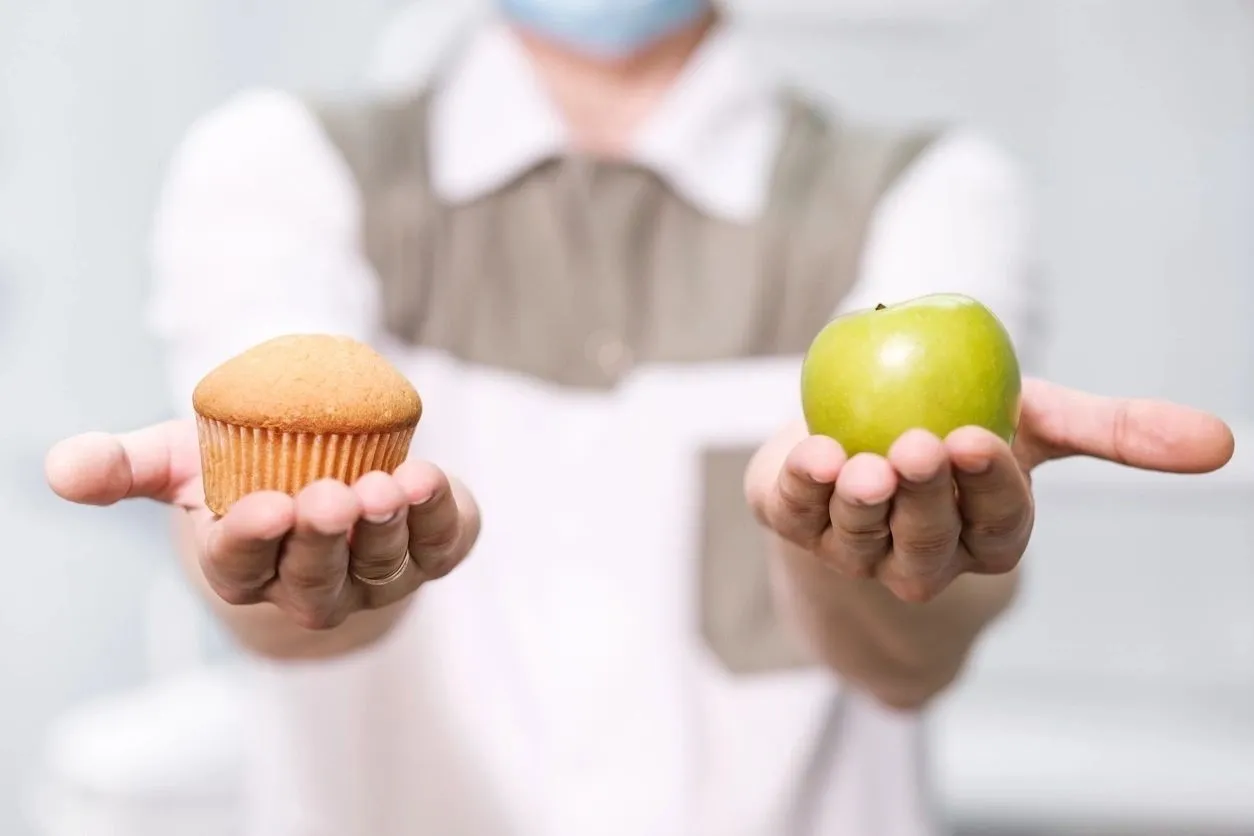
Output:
[350,551,412,587]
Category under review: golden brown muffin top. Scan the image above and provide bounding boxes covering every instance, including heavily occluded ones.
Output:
[193,334,422,434]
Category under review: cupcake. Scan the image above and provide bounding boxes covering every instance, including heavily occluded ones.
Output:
[192,334,422,516]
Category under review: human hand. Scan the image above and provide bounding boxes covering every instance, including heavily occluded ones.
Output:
[45,420,478,629]
[747,378,1235,603]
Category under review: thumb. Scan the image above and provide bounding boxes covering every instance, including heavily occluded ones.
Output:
[45,422,190,506]
[1020,378,1235,474]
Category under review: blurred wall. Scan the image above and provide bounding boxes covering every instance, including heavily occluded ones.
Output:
[0,1,1250,834]
[746,0,1254,415]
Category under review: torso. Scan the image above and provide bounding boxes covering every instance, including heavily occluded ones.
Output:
[233,91,941,836]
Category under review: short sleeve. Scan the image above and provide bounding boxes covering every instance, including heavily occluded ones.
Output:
[839,131,1047,374]
[147,88,381,418]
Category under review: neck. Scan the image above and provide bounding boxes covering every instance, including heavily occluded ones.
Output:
[514,9,718,157]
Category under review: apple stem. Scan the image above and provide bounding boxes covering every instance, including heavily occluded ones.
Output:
[875,303,887,311]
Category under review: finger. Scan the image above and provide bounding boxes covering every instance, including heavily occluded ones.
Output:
[827,453,896,578]
[274,479,361,630]
[885,429,961,578]
[348,471,416,592]
[744,420,811,525]
[1020,378,1236,473]
[763,436,845,549]
[201,491,295,605]
[45,422,198,506]
[946,427,1033,572]
[395,461,470,580]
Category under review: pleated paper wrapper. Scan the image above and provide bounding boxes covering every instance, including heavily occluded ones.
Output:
[196,416,415,516]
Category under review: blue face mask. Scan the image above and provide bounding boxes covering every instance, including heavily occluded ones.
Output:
[499,0,709,57]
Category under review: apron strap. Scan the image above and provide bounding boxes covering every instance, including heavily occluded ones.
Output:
[310,89,437,341]
[756,91,942,353]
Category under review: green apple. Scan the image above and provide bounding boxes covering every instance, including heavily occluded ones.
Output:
[801,293,1022,457]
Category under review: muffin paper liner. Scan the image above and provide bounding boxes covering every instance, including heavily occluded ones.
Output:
[196,416,415,516]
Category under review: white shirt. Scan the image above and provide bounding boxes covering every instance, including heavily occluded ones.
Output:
[149,16,1036,836]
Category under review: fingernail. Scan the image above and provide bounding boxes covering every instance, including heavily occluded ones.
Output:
[365,510,400,525]
[956,459,991,475]
[853,491,892,507]
[411,492,436,507]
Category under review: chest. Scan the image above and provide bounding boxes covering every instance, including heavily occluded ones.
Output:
[364,159,855,391]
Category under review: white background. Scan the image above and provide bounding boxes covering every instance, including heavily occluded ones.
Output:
[0,1,1251,833]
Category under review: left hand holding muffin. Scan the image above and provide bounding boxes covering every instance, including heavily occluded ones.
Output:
[46,421,478,630]
[46,335,480,642]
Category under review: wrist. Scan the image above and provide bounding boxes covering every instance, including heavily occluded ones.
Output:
[229,596,416,662]
[769,536,1018,707]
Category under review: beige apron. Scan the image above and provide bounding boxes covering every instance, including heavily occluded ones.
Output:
[315,89,935,681]
[253,86,947,836]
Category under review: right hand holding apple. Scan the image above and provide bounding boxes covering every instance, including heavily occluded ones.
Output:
[747,294,1233,603]
[45,421,479,630]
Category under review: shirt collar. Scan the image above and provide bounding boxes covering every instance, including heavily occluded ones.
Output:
[428,20,786,223]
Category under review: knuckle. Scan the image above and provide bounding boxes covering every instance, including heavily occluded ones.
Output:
[896,525,959,560]
[956,468,1011,495]
[409,519,460,554]
[967,510,1029,543]
[283,566,341,595]
[778,482,820,520]
[836,519,891,553]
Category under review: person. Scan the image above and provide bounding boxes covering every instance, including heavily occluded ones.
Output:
[45,1,1234,835]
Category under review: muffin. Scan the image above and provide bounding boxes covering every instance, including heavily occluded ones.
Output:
[192,334,422,516]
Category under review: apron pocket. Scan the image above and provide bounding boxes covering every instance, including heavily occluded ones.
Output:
[698,445,816,676]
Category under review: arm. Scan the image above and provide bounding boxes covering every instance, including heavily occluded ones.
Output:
[767,132,1037,709]
[147,90,417,661]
